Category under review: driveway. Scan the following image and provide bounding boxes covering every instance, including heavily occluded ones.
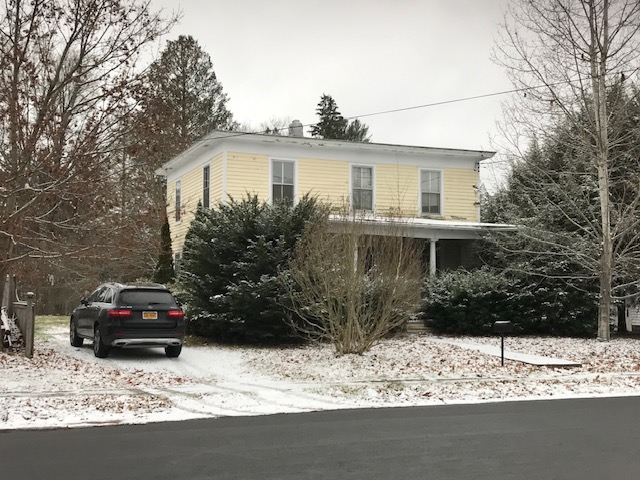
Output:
[2,322,640,430]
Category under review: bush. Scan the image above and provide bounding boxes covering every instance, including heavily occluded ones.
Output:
[421,268,598,336]
[179,194,325,344]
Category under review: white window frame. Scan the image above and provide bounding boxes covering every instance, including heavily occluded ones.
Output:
[419,169,443,216]
[202,164,210,209]
[174,179,182,222]
[269,158,297,204]
[350,164,375,212]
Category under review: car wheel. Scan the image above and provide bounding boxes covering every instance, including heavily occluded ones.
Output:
[93,326,110,358]
[69,318,84,347]
[165,345,182,358]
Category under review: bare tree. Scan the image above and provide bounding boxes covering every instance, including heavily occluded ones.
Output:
[0,0,176,295]
[284,213,423,355]
[493,0,640,340]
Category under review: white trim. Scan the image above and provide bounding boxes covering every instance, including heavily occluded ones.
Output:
[418,168,444,217]
[174,179,182,223]
[350,164,376,213]
[156,130,495,177]
[202,163,211,209]
[269,157,298,205]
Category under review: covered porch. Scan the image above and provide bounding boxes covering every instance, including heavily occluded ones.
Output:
[329,215,516,274]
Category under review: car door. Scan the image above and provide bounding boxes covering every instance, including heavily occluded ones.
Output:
[75,288,97,336]
[80,287,105,334]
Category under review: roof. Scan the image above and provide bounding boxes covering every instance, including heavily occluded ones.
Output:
[329,214,516,240]
[156,130,497,176]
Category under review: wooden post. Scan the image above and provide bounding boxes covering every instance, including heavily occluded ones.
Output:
[25,292,35,358]
[429,239,438,276]
[7,275,16,318]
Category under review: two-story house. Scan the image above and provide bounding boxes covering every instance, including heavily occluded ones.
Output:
[157,123,513,274]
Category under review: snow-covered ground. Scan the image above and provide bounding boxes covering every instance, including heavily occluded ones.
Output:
[2,324,640,430]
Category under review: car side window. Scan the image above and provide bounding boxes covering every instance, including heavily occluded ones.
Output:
[99,287,113,304]
[87,287,103,303]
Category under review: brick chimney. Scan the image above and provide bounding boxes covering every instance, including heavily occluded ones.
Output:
[289,119,304,137]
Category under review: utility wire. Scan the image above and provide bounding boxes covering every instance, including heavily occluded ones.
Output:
[206,70,635,140]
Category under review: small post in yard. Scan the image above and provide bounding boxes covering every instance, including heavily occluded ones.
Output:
[25,292,35,358]
[492,321,513,367]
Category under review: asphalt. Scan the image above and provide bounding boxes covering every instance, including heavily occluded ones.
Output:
[2,397,639,480]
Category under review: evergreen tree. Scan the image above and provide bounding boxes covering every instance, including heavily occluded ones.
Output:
[310,94,371,142]
[179,194,325,343]
[133,35,237,169]
[153,216,175,284]
[482,84,640,321]
[345,118,371,142]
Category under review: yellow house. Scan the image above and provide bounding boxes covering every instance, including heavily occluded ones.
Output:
[157,126,512,274]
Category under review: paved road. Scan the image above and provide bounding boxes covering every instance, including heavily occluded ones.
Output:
[2,396,639,479]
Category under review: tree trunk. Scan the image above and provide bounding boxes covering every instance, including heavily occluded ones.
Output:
[593,0,612,341]
[597,158,613,341]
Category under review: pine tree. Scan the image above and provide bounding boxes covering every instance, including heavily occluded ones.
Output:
[310,94,348,140]
[133,35,237,169]
[153,216,175,284]
[310,94,371,142]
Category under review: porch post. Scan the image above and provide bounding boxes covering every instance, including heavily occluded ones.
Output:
[429,238,438,275]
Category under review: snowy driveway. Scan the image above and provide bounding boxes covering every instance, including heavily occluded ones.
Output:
[2,325,640,430]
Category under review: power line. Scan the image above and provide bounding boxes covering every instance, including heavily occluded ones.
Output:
[209,70,636,140]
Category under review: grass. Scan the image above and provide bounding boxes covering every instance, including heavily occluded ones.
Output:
[35,315,67,336]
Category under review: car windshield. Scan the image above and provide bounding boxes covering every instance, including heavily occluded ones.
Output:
[118,289,177,307]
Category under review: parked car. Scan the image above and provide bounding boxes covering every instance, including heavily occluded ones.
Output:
[70,283,185,358]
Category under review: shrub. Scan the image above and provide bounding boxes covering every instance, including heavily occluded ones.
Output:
[179,194,325,343]
[421,268,598,336]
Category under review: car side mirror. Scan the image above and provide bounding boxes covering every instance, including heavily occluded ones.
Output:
[80,297,89,306]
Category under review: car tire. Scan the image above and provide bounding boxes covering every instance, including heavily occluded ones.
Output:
[70,318,84,347]
[93,326,110,358]
[165,345,182,358]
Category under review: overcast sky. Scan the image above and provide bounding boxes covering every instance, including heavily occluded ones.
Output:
[150,0,512,186]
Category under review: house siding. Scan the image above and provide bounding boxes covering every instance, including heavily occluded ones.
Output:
[375,164,419,216]
[298,157,349,208]
[226,152,269,200]
[443,168,479,221]
[165,142,485,252]
[168,153,225,253]
[210,153,224,205]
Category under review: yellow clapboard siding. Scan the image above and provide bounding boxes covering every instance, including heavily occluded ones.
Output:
[226,152,269,201]
[210,153,223,205]
[443,168,479,221]
[298,158,350,208]
[169,166,201,252]
[375,164,419,216]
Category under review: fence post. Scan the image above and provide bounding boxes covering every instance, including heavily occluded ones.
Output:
[25,292,35,358]
[7,276,16,318]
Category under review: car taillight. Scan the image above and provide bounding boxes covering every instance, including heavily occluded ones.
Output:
[108,309,132,318]
[167,309,184,319]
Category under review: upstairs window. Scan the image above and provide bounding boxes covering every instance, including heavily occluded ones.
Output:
[175,180,181,221]
[203,165,210,209]
[421,170,441,215]
[272,160,295,203]
[352,166,373,211]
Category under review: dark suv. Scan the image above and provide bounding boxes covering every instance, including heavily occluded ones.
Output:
[70,283,185,358]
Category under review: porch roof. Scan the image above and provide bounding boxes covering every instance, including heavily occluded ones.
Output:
[329,215,517,240]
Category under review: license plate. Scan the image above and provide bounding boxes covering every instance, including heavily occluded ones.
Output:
[142,311,158,320]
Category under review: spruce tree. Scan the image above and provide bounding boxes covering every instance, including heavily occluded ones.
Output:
[310,94,371,142]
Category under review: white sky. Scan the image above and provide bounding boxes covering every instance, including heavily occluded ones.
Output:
[149,0,513,189]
